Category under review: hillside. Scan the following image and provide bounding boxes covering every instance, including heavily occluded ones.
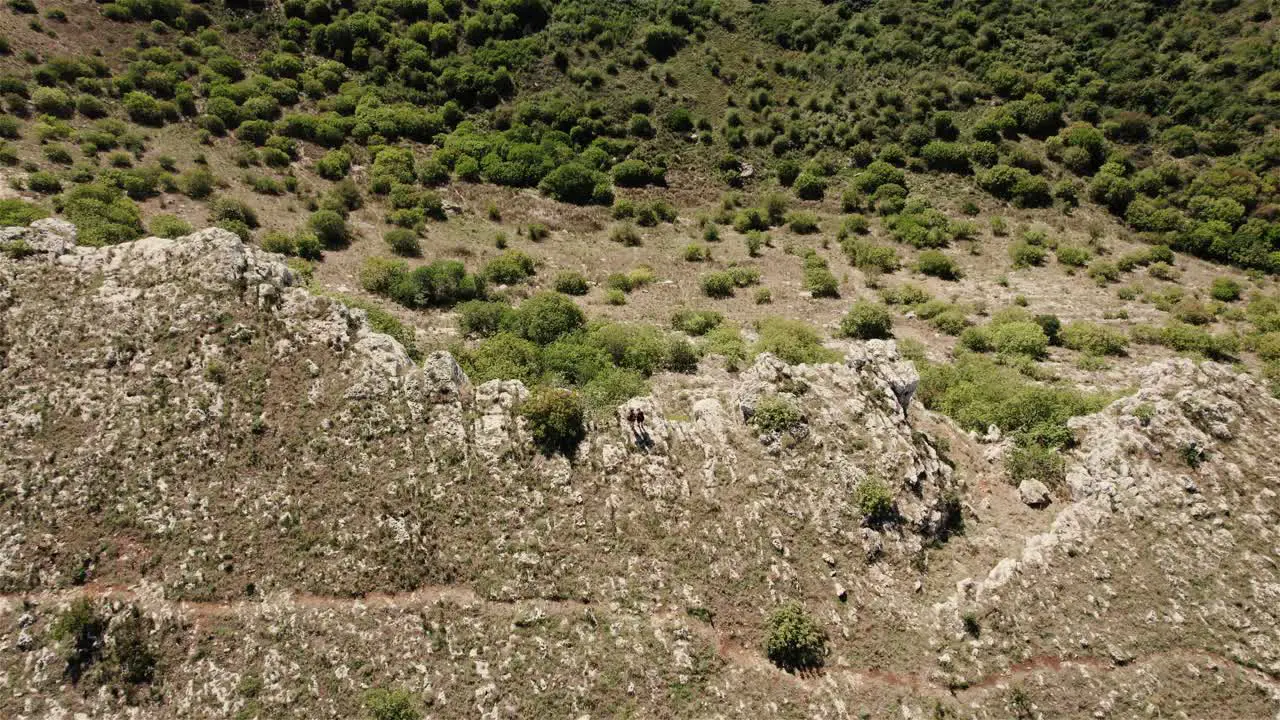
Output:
[1,222,1278,717]
[0,0,1278,716]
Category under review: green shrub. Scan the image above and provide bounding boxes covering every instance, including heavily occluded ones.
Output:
[294,233,323,260]
[32,87,74,118]
[839,301,893,339]
[671,309,723,336]
[361,257,484,309]
[764,603,827,672]
[1134,322,1238,360]
[792,172,825,200]
[572,362,641,406]
[484,250,536,285]
[880,283,931,306]
[1087,261,1120,285]
[1060,321,1127,356]
[511,292,584,345]
[959,326,993,352]
[1055,246,1091,267]
[316,149,351,180]
[60,183,143,246]
[992,322,1049,359]
[701,271,734,298]
[682,243,710,262]
[522,387,587,456]
[384,228,420,256]
[1254,332,1280,362]
[149,214,192,238]
[210,197,259,229]
[727,265,760,287]
[918,355,1105,448]
[463,333,543,386]
[733,207,769,233]
[786,212,819,234]
[612,159,663,187]
[177,167,216,199]
[930,309,970,335]
[587,323,667,375]
[855,478,896,526]
[1210,277,1241,302]
[553,271,589,295]
[538,163,612,205]
[1009,241,1047,268]
[1034,314,1062,345]
[804,265,840,298]
[753,317,839,365]
[260,230,297,255]
[26,171,61,194]
[0,198,47,226]
[1007,445,1065,487]
[308,209,349,247]
[122,91,172,126]
[609,222,641,247]
[750,395,804,433]
[852,161,905,193]
[363,688,422,720]
[916,250,960,280]
[456,300,514,338]
[527,222,550,241]
[841,237,899,273]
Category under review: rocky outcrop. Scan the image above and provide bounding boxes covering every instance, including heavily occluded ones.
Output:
[935,357,1280,690]
[0,226,962,604]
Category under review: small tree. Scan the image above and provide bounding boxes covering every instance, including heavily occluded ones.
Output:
[522,387,586,457]
[764,603,827,672]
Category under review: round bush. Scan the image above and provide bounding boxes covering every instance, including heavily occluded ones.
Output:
[1210,277,1241,302]
[484,250,536,285]
[792,172,825,200]
[764,603,827,672]
[32,87,74,118]
[839,301,893,339]
[992,321,1049,359]
[512,292,585,345]
[26,171,61,194]
[522,387,586,457]
[538,163,611,205]
[308,209,349,247]
[384,228,421,256]
[916,250,961,280]
[553,271,589,295]
[700,272,734,298]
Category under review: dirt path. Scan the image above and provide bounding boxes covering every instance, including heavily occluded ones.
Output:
[6,582,1278,701]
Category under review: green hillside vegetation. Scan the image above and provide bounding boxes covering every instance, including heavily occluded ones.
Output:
[0,0,1277,401]
[0,0,1272,262]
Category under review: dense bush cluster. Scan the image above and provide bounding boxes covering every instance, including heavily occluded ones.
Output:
[0,0,1272,279]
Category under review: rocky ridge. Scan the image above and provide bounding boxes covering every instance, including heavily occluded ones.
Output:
[1,224,1277,718]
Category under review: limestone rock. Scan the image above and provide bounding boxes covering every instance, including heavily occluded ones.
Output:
[1018,479,1051,508]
